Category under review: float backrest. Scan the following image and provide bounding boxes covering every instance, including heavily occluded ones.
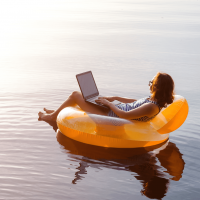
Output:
[150,95,189,134]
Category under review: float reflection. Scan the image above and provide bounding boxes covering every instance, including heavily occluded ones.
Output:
[56,130,184,199]
[45,120,185,199]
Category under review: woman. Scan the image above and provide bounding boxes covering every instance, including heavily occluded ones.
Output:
[38,72,174,122]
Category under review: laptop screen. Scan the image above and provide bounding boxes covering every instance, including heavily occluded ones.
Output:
[76,71,99,99]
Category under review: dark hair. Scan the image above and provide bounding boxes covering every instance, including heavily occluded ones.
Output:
[151,72,174,108]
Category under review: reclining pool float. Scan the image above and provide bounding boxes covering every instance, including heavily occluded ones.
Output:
[57,95,188,148]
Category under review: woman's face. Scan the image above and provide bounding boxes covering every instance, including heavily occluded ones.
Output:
[149,76,155,93]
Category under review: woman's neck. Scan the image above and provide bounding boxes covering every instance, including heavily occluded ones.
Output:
[149,96,156,102]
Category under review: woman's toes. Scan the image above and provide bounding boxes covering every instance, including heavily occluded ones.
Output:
[38,112,44,118]
[44,108,54,114]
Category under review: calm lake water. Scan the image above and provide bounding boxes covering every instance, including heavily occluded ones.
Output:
[0,0,200,199]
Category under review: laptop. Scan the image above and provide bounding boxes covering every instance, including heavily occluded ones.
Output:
[76,71,120,109]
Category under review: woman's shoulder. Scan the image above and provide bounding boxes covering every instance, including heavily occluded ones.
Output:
[145,97,161,111]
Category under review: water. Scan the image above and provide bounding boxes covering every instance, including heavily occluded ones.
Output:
[0,0,200,199]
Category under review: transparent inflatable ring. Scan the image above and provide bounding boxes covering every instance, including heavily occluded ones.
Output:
[57,95,189,148]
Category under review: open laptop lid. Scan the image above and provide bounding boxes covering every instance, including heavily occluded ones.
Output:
[76,71,99,100]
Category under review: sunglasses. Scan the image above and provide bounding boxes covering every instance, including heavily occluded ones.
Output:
[148,81,153,86]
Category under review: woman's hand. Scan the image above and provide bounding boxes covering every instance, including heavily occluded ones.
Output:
[95,97,113,107]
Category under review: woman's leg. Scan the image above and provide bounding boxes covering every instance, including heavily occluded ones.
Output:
[38,91,108,121]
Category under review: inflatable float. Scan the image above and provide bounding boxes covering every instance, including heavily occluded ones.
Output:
[57,95,188,148]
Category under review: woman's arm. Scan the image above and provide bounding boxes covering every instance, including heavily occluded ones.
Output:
[114,96,137,103]
[108,103,158,120]
[99,96,137,103]
[96,98,159,120]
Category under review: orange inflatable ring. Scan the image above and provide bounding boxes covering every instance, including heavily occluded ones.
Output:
[57,95,189,148]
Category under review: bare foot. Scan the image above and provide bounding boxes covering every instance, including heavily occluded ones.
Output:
[44,108,55,114]
[38,112,57,121]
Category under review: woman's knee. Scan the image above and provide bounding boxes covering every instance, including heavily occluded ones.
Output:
[70,91,82,100]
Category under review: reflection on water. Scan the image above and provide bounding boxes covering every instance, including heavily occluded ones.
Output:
[46,120,184,199]
[57,131,184,199]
